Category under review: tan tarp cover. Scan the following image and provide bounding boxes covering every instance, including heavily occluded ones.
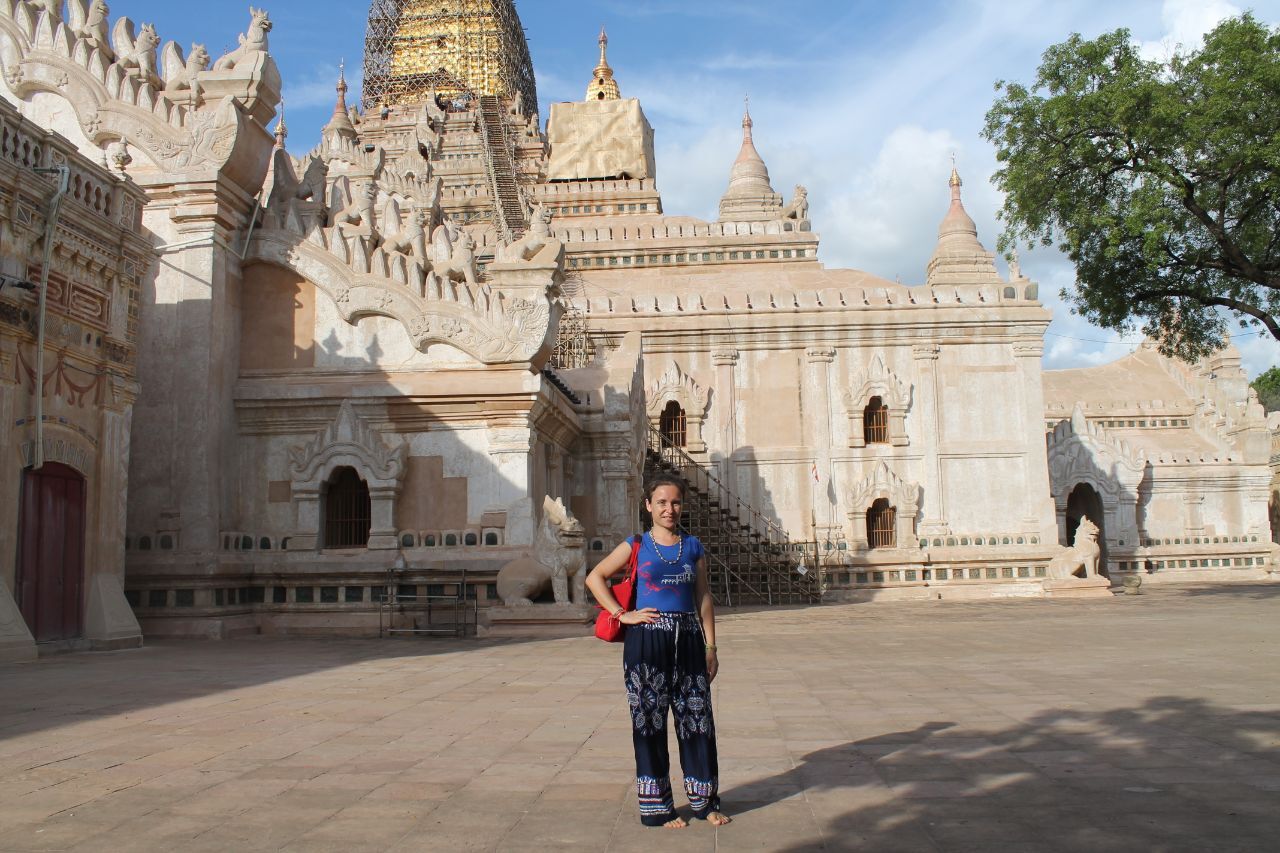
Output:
[546,98,656,181]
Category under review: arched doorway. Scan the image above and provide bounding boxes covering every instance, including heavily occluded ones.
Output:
[323,467,371,548]
[16,462,86,642]
[1066,482,1107,576]
[659,400,687,448]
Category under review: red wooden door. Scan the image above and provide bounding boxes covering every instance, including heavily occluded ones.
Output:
[16,462,86,642]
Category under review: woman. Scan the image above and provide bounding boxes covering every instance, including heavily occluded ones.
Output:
[586,474,732,829]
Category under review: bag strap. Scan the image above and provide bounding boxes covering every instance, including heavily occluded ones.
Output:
[620,534,642,608]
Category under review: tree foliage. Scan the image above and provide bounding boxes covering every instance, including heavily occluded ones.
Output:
[984,15,1280,361]
[1252,365,1280,412]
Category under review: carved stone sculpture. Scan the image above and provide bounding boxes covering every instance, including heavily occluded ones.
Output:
[112,19,162,89]
[779,184,809,222]
[333,181,380,243]
[432,225,478,288]
[497,203,564,266]
[384,207,429,259]
[29,0,63,22]
[71,0,113,62]
[1046,517,1102,579]
[495,496,587,606]
[161,42,209,101]
[212,6,271,72]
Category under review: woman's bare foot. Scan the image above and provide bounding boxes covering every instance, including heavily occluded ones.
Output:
[706,811,732,826]
[664,816,688,829]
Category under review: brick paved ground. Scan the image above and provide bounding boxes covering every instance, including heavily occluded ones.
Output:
[1,585,1278,852]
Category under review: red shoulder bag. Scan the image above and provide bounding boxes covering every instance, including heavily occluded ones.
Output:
[594,535,642,642]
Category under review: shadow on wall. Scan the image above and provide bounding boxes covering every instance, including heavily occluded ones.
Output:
[725,696,1280,851]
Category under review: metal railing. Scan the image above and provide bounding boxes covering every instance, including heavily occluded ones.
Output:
[647,425,821,604]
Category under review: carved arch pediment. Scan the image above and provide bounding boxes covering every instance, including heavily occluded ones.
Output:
[646,361,709,418]
[841,354,911,412]
[848,460,920,512]
[247,230,557,366]
[1046,405,1146,506]
[288,399,405,490]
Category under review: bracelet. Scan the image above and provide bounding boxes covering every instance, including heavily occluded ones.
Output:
[705,643,717,652]
[610,608,625,622]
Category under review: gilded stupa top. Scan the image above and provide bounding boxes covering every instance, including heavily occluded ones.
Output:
[361,0,538,111]
[585,27,620,101]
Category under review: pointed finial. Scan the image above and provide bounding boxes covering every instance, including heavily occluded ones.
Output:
[742,95,753,138]
[273,95,287,147]
[599,25,608,60]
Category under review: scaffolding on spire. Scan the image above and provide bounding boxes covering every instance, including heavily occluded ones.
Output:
[362,0,538,112]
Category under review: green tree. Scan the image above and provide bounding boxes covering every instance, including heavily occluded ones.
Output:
[983,15,1280,361]
[1252,365,1280,412]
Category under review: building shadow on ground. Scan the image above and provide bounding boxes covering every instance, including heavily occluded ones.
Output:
[721,696,1280,850]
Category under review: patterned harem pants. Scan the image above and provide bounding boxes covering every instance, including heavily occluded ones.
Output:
[622,611,720,826]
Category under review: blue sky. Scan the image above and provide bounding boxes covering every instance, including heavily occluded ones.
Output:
[115,0,1278,376]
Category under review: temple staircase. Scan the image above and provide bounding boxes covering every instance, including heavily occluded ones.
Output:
[478,95,526,242]
[644,426,822,607]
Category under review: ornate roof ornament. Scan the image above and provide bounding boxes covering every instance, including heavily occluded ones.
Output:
[585,26,620,101]
[718,98,783,222]
[323,62,357,142]
[925,163,1000,285]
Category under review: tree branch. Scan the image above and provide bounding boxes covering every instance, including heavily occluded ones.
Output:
[1132,288,1280,340]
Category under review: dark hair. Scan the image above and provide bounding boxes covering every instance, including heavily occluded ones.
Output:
[644,474,686,501]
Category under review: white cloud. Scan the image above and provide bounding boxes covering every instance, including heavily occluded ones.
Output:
[1138,0,1242,60]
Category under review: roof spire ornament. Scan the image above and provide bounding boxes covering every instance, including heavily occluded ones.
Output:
[585,25,621,101]
[926,158,1001,285]
[323,61,357,142]
[273,96,288,148]
[718,96,783,222]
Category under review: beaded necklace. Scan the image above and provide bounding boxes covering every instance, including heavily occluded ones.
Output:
[647,530,684,565]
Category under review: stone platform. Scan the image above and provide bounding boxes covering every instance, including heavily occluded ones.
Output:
[477,602,594,638]
[2,584,1279,851]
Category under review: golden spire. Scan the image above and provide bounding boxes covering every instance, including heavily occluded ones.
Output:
[362,0,537,111]
[586,25,621,101]
[273,96,287,148]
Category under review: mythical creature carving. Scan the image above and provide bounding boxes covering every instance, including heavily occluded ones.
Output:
[779,184,809,222]
[383,207,429,259]
[112,19,162,89]
[161,42,208,101]
[432,224,478,288]
[212,7,270,72]
[29,0,63,22]
[497,203,564,266]
[70,0,113,61]
[495,496,588,606]
[332,181,380,243]
[1046,517,1102,580]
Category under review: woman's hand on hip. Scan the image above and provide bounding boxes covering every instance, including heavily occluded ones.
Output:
[620,608,659,625]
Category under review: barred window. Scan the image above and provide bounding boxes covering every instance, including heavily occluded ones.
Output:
[324,467,370,549]
[867,499,896,549]
[660,401,687,448]
[864,396,889,444]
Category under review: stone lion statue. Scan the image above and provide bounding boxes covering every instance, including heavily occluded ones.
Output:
[1047,516,1102,579]
[495,496,587,606]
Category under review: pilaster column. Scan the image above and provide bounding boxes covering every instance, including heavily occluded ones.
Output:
[85,383,143,646]
[488,423,536,546]
[1013,339,1057,539]
[804,347,836,539]
[711,349,739,475]
[912,344,948,535]
[129,174,258,556]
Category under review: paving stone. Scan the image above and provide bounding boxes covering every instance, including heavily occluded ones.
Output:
[1,586,1279,851]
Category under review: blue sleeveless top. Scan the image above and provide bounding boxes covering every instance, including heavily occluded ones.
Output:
[634,532,704,613]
